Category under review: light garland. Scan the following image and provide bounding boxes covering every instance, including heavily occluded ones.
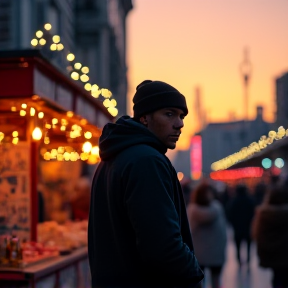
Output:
[211,126,287,171]
[0,100,101,164]
[30,23,118,117]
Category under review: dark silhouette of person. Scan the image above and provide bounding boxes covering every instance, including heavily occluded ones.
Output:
[227,183,256,266]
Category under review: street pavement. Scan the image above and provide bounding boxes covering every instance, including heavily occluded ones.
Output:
[202,226,273,288]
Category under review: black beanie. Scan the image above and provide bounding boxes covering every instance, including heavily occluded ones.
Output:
[133,80,188,119]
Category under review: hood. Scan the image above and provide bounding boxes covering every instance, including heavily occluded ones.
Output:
[99,115,167,160]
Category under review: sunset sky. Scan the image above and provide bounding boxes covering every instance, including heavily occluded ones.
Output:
[126,0,288,150]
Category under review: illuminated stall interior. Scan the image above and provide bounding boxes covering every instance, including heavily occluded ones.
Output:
[0,49,113,244]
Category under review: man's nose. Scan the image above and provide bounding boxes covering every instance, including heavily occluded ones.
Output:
[174,118,184,129]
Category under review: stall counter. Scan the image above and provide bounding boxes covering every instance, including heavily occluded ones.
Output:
[0,247,91,288]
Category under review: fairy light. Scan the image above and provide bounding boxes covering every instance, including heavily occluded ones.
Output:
[30,24,118,117]
[32,127,42,140]
[211,126,288,171]
[44,23,52,31]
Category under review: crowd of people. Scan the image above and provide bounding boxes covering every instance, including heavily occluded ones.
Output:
[184,174,288,288]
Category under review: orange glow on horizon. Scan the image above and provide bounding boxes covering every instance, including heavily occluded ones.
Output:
[126,0,288,150]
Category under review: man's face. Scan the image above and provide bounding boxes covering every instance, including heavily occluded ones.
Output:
[141,107,186,149]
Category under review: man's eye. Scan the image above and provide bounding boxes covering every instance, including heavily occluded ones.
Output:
[166,112,173,117]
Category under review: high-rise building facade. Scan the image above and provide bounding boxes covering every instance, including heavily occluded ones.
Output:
[0,0,133,117]
[276,71,288,128]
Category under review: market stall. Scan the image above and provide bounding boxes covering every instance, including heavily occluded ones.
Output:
[0,49,114,288]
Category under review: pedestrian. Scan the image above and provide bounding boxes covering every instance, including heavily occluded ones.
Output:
[88,80,204,288]
[252,184,288,288]
[186,181,227,288]
[70,176,91,221]
[226,183,256,267]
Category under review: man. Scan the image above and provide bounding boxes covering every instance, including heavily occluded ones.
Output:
[88,80,204,287]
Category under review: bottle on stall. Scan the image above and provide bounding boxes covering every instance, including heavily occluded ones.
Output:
[5,236,11,265]
[10,236,19,267]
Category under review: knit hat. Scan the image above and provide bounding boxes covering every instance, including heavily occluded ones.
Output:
[133,80,188,119]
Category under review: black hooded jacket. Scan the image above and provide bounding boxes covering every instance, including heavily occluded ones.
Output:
[88,116,204,288]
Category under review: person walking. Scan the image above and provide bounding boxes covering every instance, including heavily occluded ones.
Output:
[88,80,204,288]
[252,184,288,288]
[187,181,227,288]
[226,183,256,267]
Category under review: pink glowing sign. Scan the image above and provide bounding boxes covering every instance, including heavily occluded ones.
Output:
[190,135,202,180]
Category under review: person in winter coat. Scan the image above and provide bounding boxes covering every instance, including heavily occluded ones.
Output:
[187,181,227,288]
[252,184,288,288]
[226,183,256,266]
[88,80,204,288]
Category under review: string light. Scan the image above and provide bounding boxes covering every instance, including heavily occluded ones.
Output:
[211,126,288,171]
[30,23,119,117]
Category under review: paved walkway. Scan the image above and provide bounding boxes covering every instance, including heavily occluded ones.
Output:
[203,227,273,288]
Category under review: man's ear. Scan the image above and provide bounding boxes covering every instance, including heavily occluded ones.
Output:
[140,115,148,126]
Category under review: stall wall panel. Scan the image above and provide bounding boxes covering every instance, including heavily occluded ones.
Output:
[34,69,56,102]
[0,65,33,97]
[0,142,31,241]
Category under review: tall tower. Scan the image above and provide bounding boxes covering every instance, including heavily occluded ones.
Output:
[239,47,252,120]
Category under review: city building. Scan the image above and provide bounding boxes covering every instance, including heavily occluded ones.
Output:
[275,71,288,128]
[0,0,133,117]
[201,106,272,177]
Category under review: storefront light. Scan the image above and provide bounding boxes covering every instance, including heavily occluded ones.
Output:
[262,158,272,169]
[84,131,92,139]
[91,146,99,156]
[275,158,284,168]
[20,110,26,116]
[82,141,92,153]
[30,107,36,116]
[32,127,42,140]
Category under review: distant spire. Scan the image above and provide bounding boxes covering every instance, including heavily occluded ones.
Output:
[239,47,252,121]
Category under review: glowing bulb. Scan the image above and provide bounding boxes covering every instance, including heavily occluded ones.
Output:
[74,63,82,69]
[31,39,38,46]
[38,112,44,118]
[80,74,89,82]
[71,71,79,80]
[44,23,52,30]
[84,131,92,139]
[32,127,42,140]
[30,107,36,116]
[84,83,92,91]
[81,66,89,74]
[36,30,43,38]
[12,138,19,145]
[50,43,57,51]
[57,43,64,50]
[21,103,27,109]
[52,118,58,125]
[20,110,26,116]
[91,146,99,156]
[39,38,46,45]
[67,53,75,61]
[12,131,18,137]
[82,141,92,153]
[67,111,73,117]
[52,35,60,43]
[11,106,16,112]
